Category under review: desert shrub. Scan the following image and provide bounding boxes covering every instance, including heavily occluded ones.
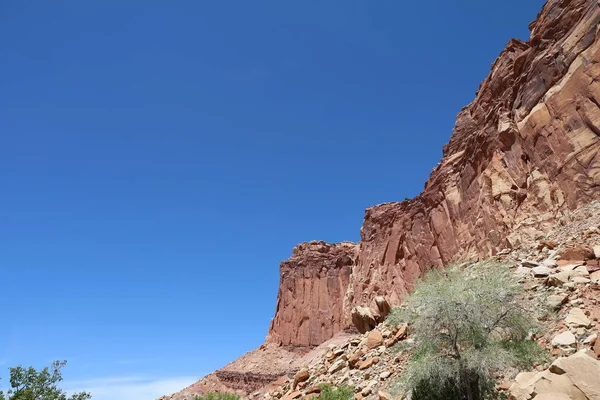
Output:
[194,393,240,400]
[389,261,545,400]
[315,384,353,400]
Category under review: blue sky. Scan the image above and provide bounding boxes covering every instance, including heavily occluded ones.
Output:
[1,1,545,399]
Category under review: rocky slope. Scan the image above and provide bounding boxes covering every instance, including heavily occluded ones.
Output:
[160,0,600,398]
[251,200,600,400]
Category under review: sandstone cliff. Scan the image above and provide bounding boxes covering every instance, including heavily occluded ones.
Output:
[161,1,600,398]
[267,241,358,348]
[271,0,600,346]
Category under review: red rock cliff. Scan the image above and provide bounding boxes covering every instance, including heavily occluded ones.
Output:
[272,0,600,345]
[267,241,358,347]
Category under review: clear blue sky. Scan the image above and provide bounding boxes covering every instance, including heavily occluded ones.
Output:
[1,1,545,399]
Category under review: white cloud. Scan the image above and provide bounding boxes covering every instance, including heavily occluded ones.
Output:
[64,376,198,400]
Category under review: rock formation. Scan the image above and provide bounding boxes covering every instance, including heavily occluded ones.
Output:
[161,0,600,398]
[346,0,600,316]
[267,241,358,348]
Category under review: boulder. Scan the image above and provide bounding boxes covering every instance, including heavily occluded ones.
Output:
[532,266,553,277]
[552,331,577,348]
[550,351,600,399]
[357,358,376,370]
[351,306,377,334]
[593,245,600,259]
[367,330,384,349]
[572,277,591,284]
[573,266,590,277]
[565,308,592,328]
[533,370,586,400]
[347,349,364,368]
[328,359,347,374]
[546,294,568,309]
[282,391,302,400]
[508,371,540,400]
[292,368,309,389]
[384,324,407,347]
[560,246,595,262]
[374,297,391,320]
[546,272,571,286]
[587,260,600,273]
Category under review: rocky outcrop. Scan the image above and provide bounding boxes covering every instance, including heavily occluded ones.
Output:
[213,371,283,393]
[347,0,600,316]
[267,241,358,347]
[509,351,600,400]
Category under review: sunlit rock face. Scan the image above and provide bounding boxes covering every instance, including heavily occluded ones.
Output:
[272,0,600,345]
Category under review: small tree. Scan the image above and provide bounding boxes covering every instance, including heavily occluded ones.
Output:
[0,360,91,400]
[388,261,545,400]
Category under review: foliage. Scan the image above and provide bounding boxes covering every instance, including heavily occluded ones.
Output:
[194,393,240,400]
[314,384,353,400]
[500,340,549,368]
[388,261,542,400]
[385,307,408,328]
[0,361,91,400]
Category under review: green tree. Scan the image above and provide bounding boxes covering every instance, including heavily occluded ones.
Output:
[0,361,91,400]
[388,261,546,400]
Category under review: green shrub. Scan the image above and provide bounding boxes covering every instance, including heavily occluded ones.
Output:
[315,384,353,400]
[389,261,542,400]
[194,393,240,400]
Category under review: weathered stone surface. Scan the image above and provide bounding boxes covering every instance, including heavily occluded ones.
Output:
[566,308,592,328]
[534,371,587,400]
[561,246,595,262]
[292,368,309,389]
[532,266,553,277]
[367,330,383,349]
[351,306,378,334]
[594,245,600,259]
[357,358,376,370]
[374,297,391,320]
[534,394,571,400]
[267,241,358,347]
[551,352,600,399]
[547,294,568,309]
[552,331,576,348]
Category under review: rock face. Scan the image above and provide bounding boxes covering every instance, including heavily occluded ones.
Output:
[265,0,600,345]
[346,0,600,314]
[161,1,600,398]
[267,241,358,347]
